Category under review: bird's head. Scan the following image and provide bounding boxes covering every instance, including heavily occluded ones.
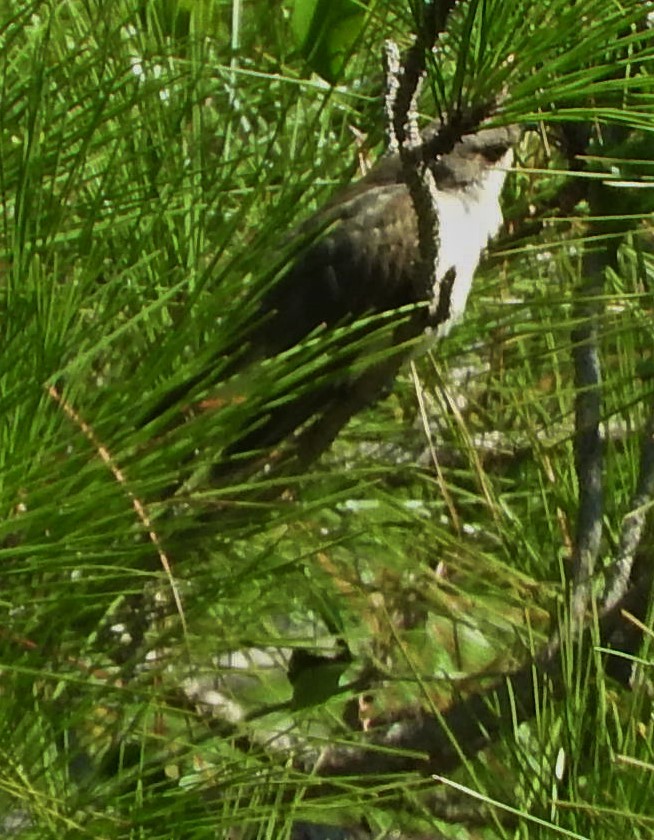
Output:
[431,124,519,190]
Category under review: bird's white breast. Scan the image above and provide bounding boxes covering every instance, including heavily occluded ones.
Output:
[433,151,512,331]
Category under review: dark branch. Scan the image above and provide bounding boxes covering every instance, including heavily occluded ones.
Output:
[562,122,604,622]
[570,248,604,621]
[386,1,460,313]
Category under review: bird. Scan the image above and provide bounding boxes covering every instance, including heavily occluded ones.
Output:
[263,125,515,344]
[148,122,517,483]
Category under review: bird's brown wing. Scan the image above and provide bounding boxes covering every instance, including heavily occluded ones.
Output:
[256,180,422,355]
[215,180,428,476]
[145,164,429,483]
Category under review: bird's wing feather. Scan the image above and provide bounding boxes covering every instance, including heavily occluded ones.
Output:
[258,182,421,355]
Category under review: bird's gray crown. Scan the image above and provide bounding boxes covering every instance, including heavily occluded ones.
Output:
[427,124,518,189]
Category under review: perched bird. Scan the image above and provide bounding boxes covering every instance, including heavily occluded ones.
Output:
[258,124,516,354]
[151,123,517,480]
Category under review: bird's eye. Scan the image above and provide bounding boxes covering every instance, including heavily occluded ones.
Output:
[481,143,510,163]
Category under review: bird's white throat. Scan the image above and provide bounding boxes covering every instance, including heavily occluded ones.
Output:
[432,149,513,333]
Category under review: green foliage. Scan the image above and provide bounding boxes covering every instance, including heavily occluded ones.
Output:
[1,0,654,837]
[291,0,371,83]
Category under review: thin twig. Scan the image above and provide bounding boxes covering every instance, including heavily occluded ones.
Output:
[382,39,401,155]
[603,406,654,610]
[410,361,461,534]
